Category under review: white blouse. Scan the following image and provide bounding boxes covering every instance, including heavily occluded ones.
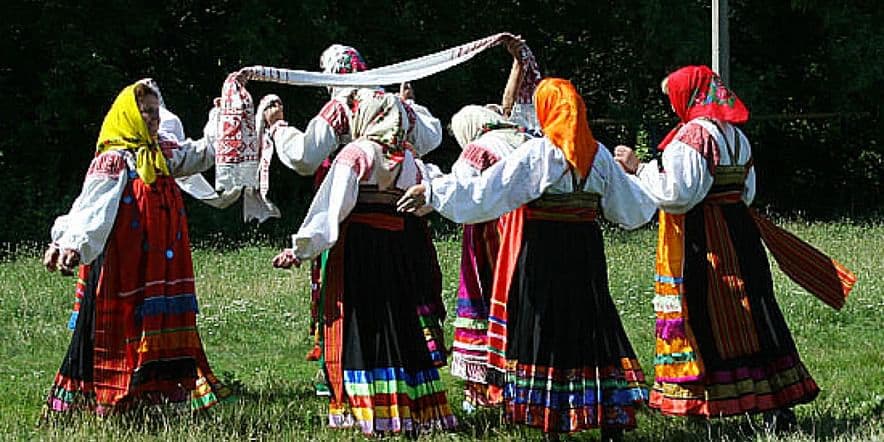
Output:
[290,140,426,260]
[450,131,520,179]
[50,137,214,265]
[274,93,442,176]
[426,138,656,229]
[633,119,756,214]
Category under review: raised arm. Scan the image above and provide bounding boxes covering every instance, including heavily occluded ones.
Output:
[500,37,526,117]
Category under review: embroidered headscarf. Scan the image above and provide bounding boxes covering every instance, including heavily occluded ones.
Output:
[450,105,520,148]
[349,88,411,173]
[320,44,368,75]
[658,65,749,150]
[96,82,170,184]
[534,78,597,179]
[320,44,368,98]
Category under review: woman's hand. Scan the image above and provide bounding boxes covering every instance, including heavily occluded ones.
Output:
[396,184,427,213]
[43,245,60,272]
[502,35,527,62]
[614,145,640,175]
[272,249,301,269]
[58,249,80,276]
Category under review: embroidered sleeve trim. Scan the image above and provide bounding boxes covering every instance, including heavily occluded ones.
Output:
[86,152,126,179]
[461,143,501,171]
[318,99,350,137]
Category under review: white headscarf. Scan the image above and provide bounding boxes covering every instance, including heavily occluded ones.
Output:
[450,104,525,149]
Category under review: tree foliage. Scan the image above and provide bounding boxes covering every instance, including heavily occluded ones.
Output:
[1,0,881,243]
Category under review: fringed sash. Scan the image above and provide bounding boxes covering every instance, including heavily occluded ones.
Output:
[750,210,856,309]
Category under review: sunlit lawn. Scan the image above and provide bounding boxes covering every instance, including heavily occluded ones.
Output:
[1,221,881,440]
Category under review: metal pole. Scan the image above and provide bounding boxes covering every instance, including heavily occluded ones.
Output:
[712,0,730,84]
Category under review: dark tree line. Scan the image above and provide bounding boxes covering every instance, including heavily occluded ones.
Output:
[1,0,881,244]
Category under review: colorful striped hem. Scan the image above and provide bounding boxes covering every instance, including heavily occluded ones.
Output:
[507,402,640,433]
[330,367,457,435]
[650,354,820,417]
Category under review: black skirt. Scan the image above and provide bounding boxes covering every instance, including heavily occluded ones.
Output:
[503,218,647,433]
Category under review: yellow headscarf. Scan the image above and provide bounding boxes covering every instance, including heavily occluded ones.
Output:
[95,83,170,184]
[534,78,597,179]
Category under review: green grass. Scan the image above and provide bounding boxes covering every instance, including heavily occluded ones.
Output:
[1,221,882,441]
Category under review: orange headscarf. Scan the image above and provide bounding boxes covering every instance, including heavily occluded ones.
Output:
[534,78,597,178]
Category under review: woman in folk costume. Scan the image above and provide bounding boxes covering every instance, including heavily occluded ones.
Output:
[270,44,443,176]
[272,89,455,436]
[42,80,230,414]
[265,45,444,364]
[614,65,856,426]
[399,78,653,439]
[445,105,533,412]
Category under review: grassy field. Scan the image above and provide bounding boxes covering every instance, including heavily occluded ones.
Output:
[0,221,882,441]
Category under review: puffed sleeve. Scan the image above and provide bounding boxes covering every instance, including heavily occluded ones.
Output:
[290,143,373,260]
[164,137,215,177]
[275,99,349,176]
[51,151,129,264]
[402,100,443,157]
[591,146,656,229]
[427,138,567,224]
[633,142,714,214]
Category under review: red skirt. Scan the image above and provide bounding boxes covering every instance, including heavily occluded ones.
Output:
[47,175,229,414]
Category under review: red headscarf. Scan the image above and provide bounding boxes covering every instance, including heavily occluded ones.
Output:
[534,78,598,178]
[658,65,749,150]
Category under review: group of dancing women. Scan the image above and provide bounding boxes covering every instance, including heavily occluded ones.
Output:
[42,36,855,439]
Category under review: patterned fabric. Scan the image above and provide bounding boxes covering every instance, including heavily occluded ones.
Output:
[256,94,282,202]
[96,83,170,185]
[329,368,456,434]
[46,175,230,414]
[450,222,499,385]
[506,361,646,432]
[320,44,368,75]
[651,212,704,384]
[321,205,455,436]
[534,78,598,178]
[658,65,749,151]
[215,73,257,166]
[703,199,762,359]
[486,206,647,433]
[318,99,351,137]
[750,210,856,309]
[450,105,519,150]
[349,89,412,177]
[650,206,820,417]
